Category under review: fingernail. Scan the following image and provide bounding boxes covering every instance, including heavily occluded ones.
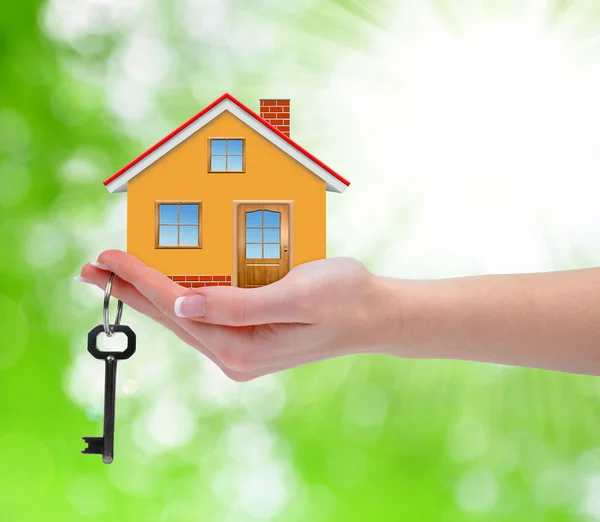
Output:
[74,276,94,285]
[174,295,206,318]
[90,261,111,271]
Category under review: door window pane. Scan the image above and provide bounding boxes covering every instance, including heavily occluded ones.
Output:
[246,244,262,259]
[159,225,178,246]
[263,228,280,243]
[246,228,262,243]
[246,210,262,227]
[264,244,280,259]
[244,209,284,259]
[263,211,280,227]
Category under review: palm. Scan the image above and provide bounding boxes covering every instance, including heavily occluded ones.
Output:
[81,251,376,380]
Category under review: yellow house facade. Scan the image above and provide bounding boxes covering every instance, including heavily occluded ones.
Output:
[104,94,350,288]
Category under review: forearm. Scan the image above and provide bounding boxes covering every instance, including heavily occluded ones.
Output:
[380,268,600,375]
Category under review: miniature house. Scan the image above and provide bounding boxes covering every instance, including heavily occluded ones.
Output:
[103,93,350,288]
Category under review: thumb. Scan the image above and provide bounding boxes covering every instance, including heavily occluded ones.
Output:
[173,281,310,326]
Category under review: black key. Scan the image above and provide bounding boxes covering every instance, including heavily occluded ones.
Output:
[82,324,136,464]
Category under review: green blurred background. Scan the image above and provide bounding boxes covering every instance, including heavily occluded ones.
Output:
[3,0,600,520]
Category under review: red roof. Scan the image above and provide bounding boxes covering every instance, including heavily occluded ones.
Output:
[103,93,350,188]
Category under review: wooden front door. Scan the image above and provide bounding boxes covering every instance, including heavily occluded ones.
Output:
[237,203,290,288]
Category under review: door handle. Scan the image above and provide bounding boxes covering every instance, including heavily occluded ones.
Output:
[283,245,288,252]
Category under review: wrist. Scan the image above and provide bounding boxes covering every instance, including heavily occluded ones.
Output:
[364,274,406,356]
[369,275,444,360]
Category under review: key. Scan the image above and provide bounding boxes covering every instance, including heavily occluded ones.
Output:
[82,324,136,464]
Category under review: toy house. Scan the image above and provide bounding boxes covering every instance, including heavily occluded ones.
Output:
[103,93,350,288]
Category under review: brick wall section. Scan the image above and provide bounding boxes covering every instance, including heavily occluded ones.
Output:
[167,275,232,288]
[259,99,290,137]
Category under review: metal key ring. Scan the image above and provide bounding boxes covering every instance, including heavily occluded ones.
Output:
[103,272,123,337]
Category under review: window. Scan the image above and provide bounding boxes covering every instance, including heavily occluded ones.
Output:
[245,210,280,259]
[209,138,245,172]
[156,203,202,248]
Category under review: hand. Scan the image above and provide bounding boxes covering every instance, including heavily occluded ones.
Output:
[78,250,402,381]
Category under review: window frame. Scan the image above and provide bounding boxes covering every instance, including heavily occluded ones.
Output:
[155,201,203,249]
[208,137,246,173]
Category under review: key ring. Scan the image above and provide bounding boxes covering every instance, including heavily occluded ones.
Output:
[103,272,123,337]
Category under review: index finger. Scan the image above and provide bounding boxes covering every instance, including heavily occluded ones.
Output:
[97,249,184,320]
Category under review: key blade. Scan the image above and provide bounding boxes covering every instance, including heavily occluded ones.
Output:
[82,436,104,455]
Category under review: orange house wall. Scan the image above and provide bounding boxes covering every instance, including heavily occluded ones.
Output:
[126,110,326,279]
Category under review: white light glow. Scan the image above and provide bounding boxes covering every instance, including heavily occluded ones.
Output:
[325,3,600,277]
[143,397,196,449]
[211,421,293,519]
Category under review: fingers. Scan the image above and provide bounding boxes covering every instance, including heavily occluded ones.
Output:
[96,250,185,321]
[85,251,325,380]
[175,279,310,326]
[79,263,267,381]
[97,249,310,326]
[80,265,161,324]
[85,253,243,355]
[80,265,222,368]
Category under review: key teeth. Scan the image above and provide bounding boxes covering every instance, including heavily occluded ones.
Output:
[82,436,104,455]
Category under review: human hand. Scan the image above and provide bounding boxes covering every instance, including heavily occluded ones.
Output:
[78,250,402,381]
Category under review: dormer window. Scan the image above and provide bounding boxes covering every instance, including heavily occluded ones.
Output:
[209,138,245,172]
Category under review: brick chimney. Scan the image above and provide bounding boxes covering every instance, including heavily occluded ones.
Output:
[259,99,290,137]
